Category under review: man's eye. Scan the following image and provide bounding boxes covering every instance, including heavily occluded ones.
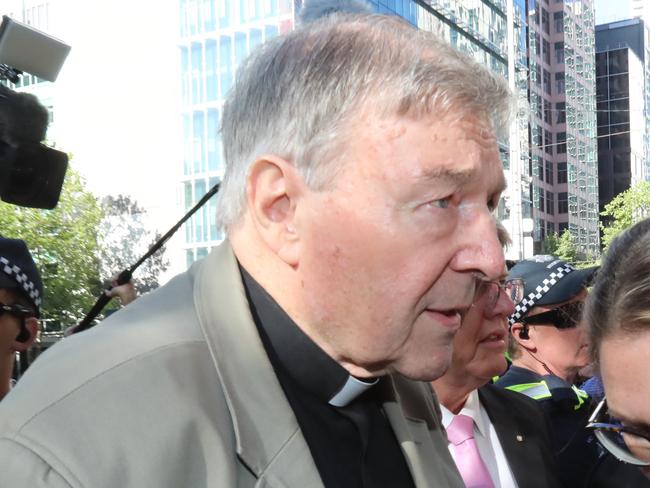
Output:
[430,197,452,209]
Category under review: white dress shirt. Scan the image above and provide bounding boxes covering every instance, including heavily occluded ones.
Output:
[441,389,519,488]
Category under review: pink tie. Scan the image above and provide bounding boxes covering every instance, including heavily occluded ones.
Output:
[447,414,495,488]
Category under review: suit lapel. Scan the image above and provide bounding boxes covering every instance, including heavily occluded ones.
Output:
[386,376,465,488]
[479,385,548,488]
[192,242,322,487]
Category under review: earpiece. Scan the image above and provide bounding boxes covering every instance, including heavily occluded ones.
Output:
[15,319,29,343]
[16,326,29,343]
[519,326,530,340]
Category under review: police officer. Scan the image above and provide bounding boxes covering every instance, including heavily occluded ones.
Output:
[496,255,649,488]
[0,237,42,401]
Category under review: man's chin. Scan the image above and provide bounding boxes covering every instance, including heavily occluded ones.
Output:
[391,356,453,382]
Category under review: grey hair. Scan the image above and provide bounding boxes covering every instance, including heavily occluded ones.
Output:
[217,13,515,232]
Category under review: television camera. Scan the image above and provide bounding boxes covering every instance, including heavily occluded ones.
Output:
[0,15,70,209]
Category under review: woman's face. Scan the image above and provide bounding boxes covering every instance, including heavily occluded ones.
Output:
[600,331,650,477]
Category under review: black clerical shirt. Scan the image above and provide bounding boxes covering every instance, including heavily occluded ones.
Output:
[240,267,414,488]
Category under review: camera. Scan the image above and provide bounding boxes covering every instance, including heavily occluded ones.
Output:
[0,15,71,209]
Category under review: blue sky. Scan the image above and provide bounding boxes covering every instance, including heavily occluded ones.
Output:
[594,0,632,24]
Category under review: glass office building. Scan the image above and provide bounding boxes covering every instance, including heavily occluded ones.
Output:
[525,0,599,257]
[596,18,650,225]
[178,0,295,266]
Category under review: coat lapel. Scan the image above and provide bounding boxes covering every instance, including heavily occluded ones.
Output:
[191,242,322,487]
[479,385,551,488]
[385,376,465,488]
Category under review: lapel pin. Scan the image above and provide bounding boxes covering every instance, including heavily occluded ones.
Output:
[516,435,524,442]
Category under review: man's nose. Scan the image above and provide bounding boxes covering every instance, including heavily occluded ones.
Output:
[452,213,505,281]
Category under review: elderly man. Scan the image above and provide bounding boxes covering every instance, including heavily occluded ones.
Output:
[431,233,563,488]
[0,11,512,488]
[0,238,42,401]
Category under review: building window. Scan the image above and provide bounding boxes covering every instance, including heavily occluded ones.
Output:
[219,0,230,28]
[556,132,567,154]
[556,101,566,124]
[558,221,568,233]
[543,69,551,95]
[546,160,554,184]
[545,130,553,154]
[193,111,205,173]
[235,32,247,68]
[206,40,217,101]
[544,100,552,124]
[546,191,554,215]
[543,39,550,65]
[536,218,546,240]
[220,36,233,98]
[538,187,545,213]
[557,162,567,184]
[541,8,549,34]
[191,42,204,104]
[555,72,565,94]
[546,220,555,235]
[203,0,216,32]
[207,108,220,171]
[555,41,564,64]
[558,192,568,214]
[553,11,563,33]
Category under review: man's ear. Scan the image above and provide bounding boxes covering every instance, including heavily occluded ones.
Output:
[13,317,38,352]
[246,155,302,267]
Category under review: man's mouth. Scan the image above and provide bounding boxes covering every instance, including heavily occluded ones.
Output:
[424,307,467,330]
[480,330,506,344]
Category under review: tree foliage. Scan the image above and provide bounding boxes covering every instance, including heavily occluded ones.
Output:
[0,168,103,330]
[600,181,650,251]
[98,194,168,298]
[542,230,579,262]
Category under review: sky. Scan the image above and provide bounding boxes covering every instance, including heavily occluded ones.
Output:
[594,0,633,24]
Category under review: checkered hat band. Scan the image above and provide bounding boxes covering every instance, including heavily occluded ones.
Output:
[0,256,42,308]
[508,265,574,326]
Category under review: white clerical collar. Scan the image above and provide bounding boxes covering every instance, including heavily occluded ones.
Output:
[440,390,489,439]
[328,375,379,407]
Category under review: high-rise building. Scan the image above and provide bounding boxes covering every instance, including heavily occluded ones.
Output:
[525,0,599,257]
[595,18,650,222]
[177,0,295,267]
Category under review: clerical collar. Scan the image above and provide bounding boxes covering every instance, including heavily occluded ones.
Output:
[240,265,377,407]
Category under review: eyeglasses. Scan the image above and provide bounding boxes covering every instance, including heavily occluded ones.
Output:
[520,301,583,329]
[0,303,35,318]
[587,398,650,467]
[475,278,524,310]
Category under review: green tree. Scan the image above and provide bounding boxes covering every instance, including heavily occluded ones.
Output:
[98,194,168,298]
[0,168,104,331]
[541,232,560,255]
[541,230,578,262]
[600,181,650,250]
[555,229,578,262]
